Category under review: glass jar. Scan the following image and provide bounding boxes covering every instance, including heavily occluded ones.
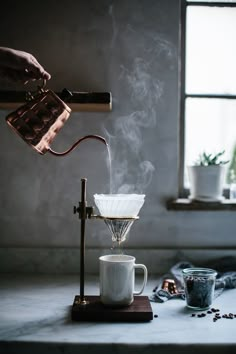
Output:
[182,268,217,310]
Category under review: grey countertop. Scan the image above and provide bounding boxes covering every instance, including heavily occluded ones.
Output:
[0,274,236,354]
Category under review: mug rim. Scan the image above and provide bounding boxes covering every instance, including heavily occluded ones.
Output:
[99,254,135,262]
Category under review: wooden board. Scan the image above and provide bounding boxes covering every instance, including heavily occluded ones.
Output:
[71,295,153,322]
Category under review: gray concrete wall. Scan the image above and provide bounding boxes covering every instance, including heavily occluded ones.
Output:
[0,0,235,272]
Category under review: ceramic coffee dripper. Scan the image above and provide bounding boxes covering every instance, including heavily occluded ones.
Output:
[94,194,145,246]
[5,80,107,155]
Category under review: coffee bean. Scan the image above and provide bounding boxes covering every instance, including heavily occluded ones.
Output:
[197,313,206,317]
[191,307,235,323]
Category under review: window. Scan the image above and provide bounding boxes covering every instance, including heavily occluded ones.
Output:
[180,0,236,197]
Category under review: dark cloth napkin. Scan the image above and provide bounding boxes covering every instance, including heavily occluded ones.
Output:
[150,256,236,303]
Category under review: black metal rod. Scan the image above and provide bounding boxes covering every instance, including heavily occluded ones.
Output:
[80,219,85,301]
[80,178,87,302]
[179,0,187,197]
[185,93,236,100]
[186,2,236,7]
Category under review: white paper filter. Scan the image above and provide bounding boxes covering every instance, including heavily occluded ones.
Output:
[93,194,145,217]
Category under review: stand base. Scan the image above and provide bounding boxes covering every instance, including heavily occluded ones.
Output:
[71,295,153,322]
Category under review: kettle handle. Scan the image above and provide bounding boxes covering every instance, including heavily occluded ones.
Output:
[25,79,47,101]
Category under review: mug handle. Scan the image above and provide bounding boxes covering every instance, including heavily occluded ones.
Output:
[133,264,148,295]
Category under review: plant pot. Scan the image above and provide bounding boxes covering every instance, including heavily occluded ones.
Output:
[187,165,226,202]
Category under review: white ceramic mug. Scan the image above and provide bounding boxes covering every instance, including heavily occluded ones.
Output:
[99,254,148,306]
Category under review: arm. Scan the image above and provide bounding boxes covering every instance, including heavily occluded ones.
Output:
[0,47,51,84]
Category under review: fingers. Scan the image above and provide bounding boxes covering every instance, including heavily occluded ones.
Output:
[24,65,51,81]
[0,48,51,82]
[25,55,51,81]
[0,67,48,84]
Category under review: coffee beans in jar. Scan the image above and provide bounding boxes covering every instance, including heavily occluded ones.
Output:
[182,268,217,310]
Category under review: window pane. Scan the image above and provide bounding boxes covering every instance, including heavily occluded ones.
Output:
[186,6,236,94]
[184,98,236,186]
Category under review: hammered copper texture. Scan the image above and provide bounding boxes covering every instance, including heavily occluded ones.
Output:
[6,90,71,154]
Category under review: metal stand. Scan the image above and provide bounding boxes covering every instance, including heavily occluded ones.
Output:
[73,178,93,306]
[72,178,153,321]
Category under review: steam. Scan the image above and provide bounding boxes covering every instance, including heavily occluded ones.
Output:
[109,4,118,48]
[106,110,157,194]
[117,161,155,194]
[106,10,175,194]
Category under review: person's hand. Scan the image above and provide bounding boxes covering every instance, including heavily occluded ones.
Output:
[0,47,51,84]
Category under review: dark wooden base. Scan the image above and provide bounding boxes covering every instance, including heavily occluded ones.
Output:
[71,295,153,322]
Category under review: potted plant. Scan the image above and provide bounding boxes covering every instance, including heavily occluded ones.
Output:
[188,151,229,202]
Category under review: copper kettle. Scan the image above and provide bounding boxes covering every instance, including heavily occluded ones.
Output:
[5,81,107,156]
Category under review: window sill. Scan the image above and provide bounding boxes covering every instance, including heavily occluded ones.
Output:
[166,198,236,211]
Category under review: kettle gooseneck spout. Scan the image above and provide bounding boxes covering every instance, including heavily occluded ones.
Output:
[48,134,108,157]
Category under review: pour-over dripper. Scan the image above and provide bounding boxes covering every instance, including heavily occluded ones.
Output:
[94,194,145,218]
[94,194,145,245]
[103,217,135,244]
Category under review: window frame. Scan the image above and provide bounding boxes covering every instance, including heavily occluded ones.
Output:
[179,0,236,199]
